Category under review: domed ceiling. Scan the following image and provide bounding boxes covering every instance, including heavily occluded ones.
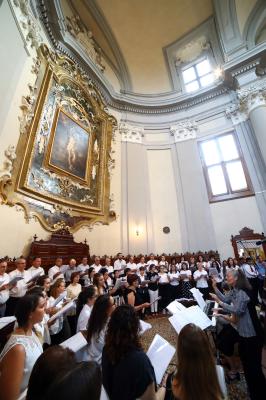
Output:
[66,0,213,95]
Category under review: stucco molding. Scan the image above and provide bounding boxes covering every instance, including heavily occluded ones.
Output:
[119,123,144,144]
[170,121,198,143]
[226,78,266,125]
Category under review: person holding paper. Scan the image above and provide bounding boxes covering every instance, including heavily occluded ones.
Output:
[0,259,9,317]
[113,252,126,276]
[137,255,147,271]
[210,270,266,400]
[170,323,223,400]
[66,272,82,335]
[159,255,168,271]
[147,264,160,316]
[6,258,31,316]
[93,272,105,296]
[77,256,90,286]
[102,304,166,400]
[86,266,96,286]
[76,286,97,332]
[124,274,150,314]
[193,262,209,300]
[209,260,223,291]
[127,255,137,272]
[158,265,170,312]
[179,263,193,299]
[86,294,116,364]
[36,275,51,295]
[0,292,44,400]
[64,259,79,284]
[48,278,71,345]
[90,256,102,273]
[48,258,64,281]
[168,264,180,302]
[27,257,45,280]
[147,253,159,268]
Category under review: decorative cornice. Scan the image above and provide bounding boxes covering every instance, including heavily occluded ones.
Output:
[119,123,144,144]
[170,121,198,143]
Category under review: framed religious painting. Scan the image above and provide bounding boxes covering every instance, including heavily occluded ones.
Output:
[0,45,117,232]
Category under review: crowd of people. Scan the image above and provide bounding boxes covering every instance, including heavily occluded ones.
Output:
[0,252,265,400]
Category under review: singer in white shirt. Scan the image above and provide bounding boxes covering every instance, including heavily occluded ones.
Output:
[27,257,45,279]
[0,260,9,317]
[6,258,31,316]
[113,253,126,275]
[193,263,209,300]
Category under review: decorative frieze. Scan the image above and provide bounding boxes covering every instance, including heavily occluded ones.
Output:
[170,121,198,143]
[119,123,144,144]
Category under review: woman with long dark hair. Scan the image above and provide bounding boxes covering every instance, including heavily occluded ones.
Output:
[0,292,44,400]
[124,274,150,314]
[171,324,223,400]
[93,273,105,296]
[211,270,266,400]
[102,304,166,400]
[76,285,96,332]
[85,294,115,364]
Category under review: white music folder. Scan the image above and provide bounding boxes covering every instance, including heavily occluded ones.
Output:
[167,300,186,315]
[146,334,175,384]
[169,305,212,334]
[60,332,87,353]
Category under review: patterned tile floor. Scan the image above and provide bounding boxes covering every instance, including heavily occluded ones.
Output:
[140,316,250,400]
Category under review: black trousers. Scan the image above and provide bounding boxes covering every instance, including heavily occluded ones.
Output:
[239,336,266,400]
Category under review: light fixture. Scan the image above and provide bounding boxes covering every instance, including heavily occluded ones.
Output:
[136,228,140,236]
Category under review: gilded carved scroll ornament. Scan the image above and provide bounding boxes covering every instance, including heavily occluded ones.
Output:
[0,44,117,232]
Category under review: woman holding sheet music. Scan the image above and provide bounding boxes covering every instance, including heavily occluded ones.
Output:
[48,279,71,345]
[102,304,166,400]
[124,274,150,314]
[0,292,44,400]
[86,294,115,364]
[147,264,160,316]
[211,270,266,400]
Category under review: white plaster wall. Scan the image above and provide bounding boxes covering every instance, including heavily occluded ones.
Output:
[146,148,182,254]
[0,2,122,258]
[210,196,263,260]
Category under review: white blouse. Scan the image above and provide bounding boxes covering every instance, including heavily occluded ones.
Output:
[0,332,43,394]
[179,270,191,282]
[77,304,92,332]
[168,272,180,286]
[193,270,208,288]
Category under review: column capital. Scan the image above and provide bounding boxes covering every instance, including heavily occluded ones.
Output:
[170,120,198,143]
[119,123,144,143]
[226,79,266,125]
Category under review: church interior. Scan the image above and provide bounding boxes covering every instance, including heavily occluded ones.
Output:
[0,1,266,399]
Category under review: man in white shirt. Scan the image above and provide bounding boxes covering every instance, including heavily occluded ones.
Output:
[136,256,146,271]
[0,260,10,317]
[6,258,31,316]
[77,257,90,285]
[91,256,102,273]
[113,253,126,275]
[126,256,137,272]
[27,257,45,280]
[104,257,114,274]
[48,257,64,281]
[64,258,79,283]
[241,257,259,304]
[147,254,158,267]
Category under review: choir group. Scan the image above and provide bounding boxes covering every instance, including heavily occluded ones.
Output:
[0,252,265,400]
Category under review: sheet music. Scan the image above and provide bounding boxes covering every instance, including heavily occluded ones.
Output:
[51,292,67,307]
[169,305,212,334]
[146,334,175,384]
[167,300,186,315]
[60,332,87,353]
[48,300,75,323]
[26,271,42,284]
[8,276,24,286]
[139,319,152,335]
[190,287,206,310]
[0,316,16,330]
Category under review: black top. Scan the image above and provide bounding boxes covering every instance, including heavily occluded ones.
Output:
[102,347,156,400]
[147,271,159,291]
[124,288,143,306]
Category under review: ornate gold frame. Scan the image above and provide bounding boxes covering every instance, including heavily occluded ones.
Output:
[0,45,117,232]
